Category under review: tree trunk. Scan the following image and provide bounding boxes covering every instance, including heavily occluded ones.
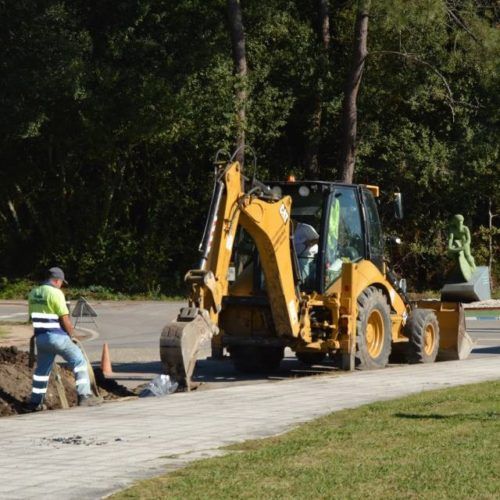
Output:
[489,199,493,275]
[305,0,330,179]
[488,198,498,287]
[228,0,247,166]
[339,0,371,184]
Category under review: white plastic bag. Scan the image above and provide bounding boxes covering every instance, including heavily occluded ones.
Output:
[139,374,178,397]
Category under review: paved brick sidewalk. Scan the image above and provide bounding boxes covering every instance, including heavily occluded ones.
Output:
[1,357,499,499]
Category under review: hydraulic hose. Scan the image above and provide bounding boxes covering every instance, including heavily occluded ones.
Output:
[198,179,225,270]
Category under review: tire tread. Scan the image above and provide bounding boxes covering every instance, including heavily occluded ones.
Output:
[355,286,392,370]
[405,309,440,364]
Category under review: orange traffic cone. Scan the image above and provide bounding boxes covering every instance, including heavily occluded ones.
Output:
[100,342,113,376]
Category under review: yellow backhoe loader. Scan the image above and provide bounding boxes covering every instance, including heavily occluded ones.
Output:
[160,159,473,389]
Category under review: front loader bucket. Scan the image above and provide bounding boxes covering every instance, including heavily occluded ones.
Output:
[160,307,218,390]
[416,300,474,361]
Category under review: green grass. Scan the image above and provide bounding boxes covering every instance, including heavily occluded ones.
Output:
[0,278,34,300]
[408,290,440,300]
[0,277,497,301]
[465,309,500,317]
[114,381,500,499]
[409,288,499,301]
[0,278,183,301]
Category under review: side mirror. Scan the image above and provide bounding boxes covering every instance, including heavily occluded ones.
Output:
[386,235,402,245]
[385,236,402,245]
[394,192,403,220]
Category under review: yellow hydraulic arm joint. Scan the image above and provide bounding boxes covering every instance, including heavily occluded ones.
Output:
[160,161,300,389]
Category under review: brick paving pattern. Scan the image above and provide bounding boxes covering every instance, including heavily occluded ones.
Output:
[0,357,498,499]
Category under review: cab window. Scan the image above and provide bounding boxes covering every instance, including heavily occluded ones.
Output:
[324,187,364,288]
[362,188,384,270]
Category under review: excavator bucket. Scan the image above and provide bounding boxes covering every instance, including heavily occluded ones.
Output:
[416,300,474,361]
[159,307,218,390]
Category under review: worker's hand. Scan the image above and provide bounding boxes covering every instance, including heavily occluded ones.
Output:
[59,314,75,337]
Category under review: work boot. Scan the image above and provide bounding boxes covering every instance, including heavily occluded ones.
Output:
[78,394,103,407]
[24,402,47,413]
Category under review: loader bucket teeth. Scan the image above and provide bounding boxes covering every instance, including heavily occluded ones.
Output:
[160,308,217,391]
[455,327,474,360]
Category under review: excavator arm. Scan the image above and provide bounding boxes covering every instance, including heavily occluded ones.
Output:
[160,162,299,389]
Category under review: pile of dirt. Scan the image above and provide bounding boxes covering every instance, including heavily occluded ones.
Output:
[0,346,135,417]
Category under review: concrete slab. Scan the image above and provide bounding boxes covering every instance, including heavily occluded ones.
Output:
[0,356,499,499]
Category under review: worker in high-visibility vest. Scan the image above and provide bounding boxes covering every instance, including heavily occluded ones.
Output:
[27,267,102,411]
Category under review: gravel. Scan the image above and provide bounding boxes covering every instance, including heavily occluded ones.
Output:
[463,299,500,309]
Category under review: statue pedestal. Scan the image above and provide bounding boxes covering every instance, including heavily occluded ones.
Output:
[441,266,491,303]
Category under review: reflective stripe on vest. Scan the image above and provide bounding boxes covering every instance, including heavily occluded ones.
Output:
[31,312,65,335]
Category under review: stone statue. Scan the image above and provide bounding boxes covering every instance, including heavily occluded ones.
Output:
[447,214,476,281]
[441,214,490,302]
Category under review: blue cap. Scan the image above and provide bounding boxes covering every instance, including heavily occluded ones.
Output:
[48,267,68,284]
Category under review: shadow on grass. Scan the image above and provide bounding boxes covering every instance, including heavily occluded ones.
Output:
[395,412,498,421]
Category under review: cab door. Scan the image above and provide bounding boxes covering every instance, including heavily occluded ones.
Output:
[322,186,365,290]
[360,188,384,272]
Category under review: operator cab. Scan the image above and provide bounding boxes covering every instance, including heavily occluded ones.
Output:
[229,181,384,295]
[270,181,384,293]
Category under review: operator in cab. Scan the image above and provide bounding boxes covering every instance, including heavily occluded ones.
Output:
[294,222,320,284]
[26,267,102,411]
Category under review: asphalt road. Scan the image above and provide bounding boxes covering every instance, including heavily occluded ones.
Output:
[466,319,500,354]
[1,300,499,390]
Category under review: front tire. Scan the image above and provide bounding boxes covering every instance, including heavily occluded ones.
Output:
[405,309,440,363]
[356,287,392,369]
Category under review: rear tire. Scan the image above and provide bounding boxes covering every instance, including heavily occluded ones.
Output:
[405,309,440,363]
[231,346,284,373]
[356,287,392,369]
[296,351,326,365]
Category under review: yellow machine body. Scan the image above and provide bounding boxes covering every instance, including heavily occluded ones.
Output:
[160,162,471,388]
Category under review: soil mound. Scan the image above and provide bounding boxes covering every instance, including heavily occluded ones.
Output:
[0,346,28,364]
[0,346,134,417]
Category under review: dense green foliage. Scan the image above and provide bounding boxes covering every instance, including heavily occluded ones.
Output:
[0,0,498,293]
